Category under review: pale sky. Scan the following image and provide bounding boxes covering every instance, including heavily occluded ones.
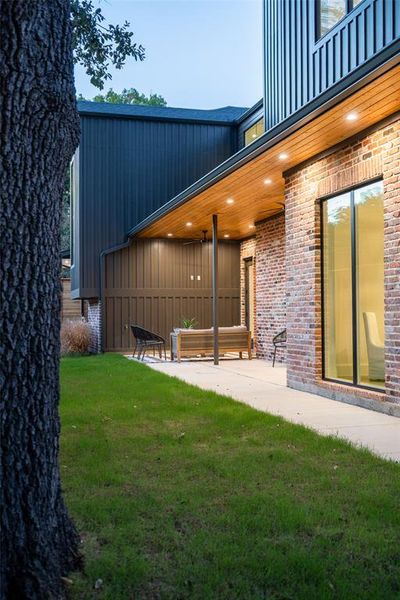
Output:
[74,0,263,110]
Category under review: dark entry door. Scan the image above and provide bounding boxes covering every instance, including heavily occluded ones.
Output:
[244,257,254,338]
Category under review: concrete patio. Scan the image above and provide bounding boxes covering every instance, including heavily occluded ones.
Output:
[134,357,400,462]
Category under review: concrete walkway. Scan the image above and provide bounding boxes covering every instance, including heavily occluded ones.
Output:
[139,357,400,462]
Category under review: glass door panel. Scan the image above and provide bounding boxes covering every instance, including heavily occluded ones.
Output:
[322,193,353,382]
[355,182,385,388]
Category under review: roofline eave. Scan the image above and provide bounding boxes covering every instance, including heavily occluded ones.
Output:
[127,45,400,239]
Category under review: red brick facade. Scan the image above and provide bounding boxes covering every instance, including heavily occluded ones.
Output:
[240,237,257,351]
[87,299,102,353]
[285,118,400,406]
[239,118,399,409]
[255,215,286,361]
[383,122,400,403]
[240,214,286,362]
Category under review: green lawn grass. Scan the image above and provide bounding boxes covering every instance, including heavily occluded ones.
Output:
[60,354,400,600]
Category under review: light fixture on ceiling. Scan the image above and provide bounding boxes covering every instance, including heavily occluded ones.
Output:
[264,178,272,184]
[167,233,173,237]
[249,224,255,229]
[278,152,288,160]
[226,198,234,205]
[186,221,192,227]
[224,234,230,238]
[346,112,358,121]
[252,133,257,139]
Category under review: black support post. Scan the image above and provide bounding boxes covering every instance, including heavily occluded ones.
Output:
[212,214,219,365]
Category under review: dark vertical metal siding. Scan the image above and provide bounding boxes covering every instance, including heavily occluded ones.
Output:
[104,239,241,351]
[264,0,400,130]
[75,117,236,297]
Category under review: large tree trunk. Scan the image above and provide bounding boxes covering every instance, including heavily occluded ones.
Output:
[0,1,81,597]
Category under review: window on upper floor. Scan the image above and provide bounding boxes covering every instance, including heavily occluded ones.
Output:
[244,118,264,146]
[318,0,363,38]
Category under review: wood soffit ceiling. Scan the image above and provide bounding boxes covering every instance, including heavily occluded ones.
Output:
[138,65,400,241]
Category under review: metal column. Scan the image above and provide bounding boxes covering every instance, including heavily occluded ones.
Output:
[212,214,219,365]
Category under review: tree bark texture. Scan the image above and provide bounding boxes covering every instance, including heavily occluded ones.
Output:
[0,1,81,597]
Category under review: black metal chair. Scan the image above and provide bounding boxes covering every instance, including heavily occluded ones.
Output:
[272,328,286,367]
[130,325,167,361]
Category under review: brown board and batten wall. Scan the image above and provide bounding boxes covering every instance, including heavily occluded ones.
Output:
[104,238,241,352]
[61,278,84,321]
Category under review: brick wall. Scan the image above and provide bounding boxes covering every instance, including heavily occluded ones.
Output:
[285,118,400,406]
[382,121,400,403]
[87,299,102,353]
[255,214,286,361]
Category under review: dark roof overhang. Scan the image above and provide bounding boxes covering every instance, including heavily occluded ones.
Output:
[77,100,248,126]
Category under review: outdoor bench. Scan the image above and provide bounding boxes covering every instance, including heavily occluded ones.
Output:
[170,326,251,362]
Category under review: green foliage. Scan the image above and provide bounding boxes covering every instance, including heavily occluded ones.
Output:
[71,0,145,89]
[182,317,197,329]
[61,354,400,599]
[89,87,167,106]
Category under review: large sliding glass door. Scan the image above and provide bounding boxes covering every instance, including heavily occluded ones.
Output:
[322,181,384,390]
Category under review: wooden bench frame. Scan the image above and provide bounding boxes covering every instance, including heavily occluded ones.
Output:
[170,328,252,362]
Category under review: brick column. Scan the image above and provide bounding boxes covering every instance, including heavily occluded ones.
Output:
[87,299,102,353]
[285,168,320,385]
[382,122,400,402]
[255,214,286,361]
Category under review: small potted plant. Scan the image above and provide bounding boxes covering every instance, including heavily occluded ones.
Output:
[182,317,197,329]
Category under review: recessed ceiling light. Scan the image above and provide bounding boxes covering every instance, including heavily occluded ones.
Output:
[167,233,173,237]
[252,133,257,138]
[224,234,230,238]
[186,222,192,227]
[226,198,234,204]
[249,224,255,229]
[264,178,272,184]
[346,112,358,121]
[278,152,288,160]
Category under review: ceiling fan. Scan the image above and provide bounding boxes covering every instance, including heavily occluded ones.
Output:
[183,230,208,246]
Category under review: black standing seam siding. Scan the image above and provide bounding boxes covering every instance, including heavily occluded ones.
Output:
[263,0,400,130]
[73,113,243,298]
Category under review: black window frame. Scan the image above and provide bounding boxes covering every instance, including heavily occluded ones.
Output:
[316,0,364,40]
[320,177,385,393]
